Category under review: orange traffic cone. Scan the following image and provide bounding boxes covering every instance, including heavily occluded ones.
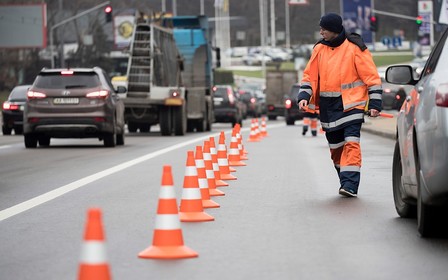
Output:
[260,116,268,137]
[209,136,229,187]
[217,131,237,180]
[234,124,248,156]
[236,129,248,161]
[179,151,214,222]
[247,119,260,142]
[203,141,225,196]
[138,165,198,259]
[78,208,111,280]
[195,145,220,208]
[254,118,262,140]
[228,130,246,166]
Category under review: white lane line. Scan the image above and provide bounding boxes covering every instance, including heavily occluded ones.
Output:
[0,123,284,221]
[0,145,12,150]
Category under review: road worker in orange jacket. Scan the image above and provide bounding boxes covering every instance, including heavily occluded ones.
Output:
[297,13,382,197]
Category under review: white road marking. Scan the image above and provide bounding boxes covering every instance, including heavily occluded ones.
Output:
[0,145,12,149]
[0,123,284,221]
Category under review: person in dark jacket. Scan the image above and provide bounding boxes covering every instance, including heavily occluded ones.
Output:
[297,13,383,197]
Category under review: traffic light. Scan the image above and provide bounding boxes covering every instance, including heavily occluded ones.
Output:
[416,15,423,26]
[104,5,112,23]
[369,15,378,32]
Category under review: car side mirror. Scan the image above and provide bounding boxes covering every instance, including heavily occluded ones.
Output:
[386,65,417,85]
[116,86,127,93]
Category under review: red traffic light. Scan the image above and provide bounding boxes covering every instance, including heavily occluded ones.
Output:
[104,5,112,13]
[370,16,377,22]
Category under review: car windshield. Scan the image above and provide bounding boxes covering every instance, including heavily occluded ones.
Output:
[34,73,101,89]
[213,88,229,99]
[10,86,29,99]
[239,92,254,102]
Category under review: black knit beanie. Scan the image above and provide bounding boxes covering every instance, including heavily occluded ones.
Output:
[320,13,343,33]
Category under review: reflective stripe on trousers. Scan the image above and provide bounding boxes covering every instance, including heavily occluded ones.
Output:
[325,123,362,192]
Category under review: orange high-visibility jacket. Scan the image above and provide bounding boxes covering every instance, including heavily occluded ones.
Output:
[300,39,382,114]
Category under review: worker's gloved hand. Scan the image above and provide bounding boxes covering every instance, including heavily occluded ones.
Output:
[298,99,308,110]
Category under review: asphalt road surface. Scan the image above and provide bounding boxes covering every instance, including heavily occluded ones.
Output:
[1,119,448,280]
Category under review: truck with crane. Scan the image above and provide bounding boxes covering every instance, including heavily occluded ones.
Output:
[122,15,217,135]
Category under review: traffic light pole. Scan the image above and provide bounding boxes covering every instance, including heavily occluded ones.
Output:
[50,1,111,68]
[372,9,436,24]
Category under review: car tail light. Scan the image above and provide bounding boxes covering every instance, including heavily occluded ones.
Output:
[2,102,20,111]
[212,86,217,92]
[395,94,401,100]
[285,99,292,109]
[27,90,46,99]
[250,97,256,103]
[384,88,391,93]
[227,88,235,105]
[86,90,109,98]
[28,117,39,123]
[61,70,74,75]
[435,83,448,107]
[268,105,275,111]
[93,117,106,122]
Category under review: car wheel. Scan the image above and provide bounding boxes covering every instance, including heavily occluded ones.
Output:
[286,117,295,125]
[2,125,12,135]
[38,136,51,147]
[116,125,125,145]
[392,141,416,218]
[415,150,448,237]
[268,115,277,121]
[24,134,38,148]
[14,126,23,135]
[103,132,116,147]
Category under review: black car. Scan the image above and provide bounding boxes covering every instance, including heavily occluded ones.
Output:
[23,67,126,148]
[285,84,305,125]
[2,85,30,135]
[238,89,262,117]
[381,78,408,110]
[212,85,243,127]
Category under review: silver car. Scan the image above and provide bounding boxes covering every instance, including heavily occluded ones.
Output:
[386,27,448,237]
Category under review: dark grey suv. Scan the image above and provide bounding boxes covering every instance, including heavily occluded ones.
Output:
[23,67,126,148]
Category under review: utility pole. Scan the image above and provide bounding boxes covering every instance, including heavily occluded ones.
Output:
[321,0,325,16]
[161,0,166,12]
[270,0,276,47]
[260,0,267,79]
[285,0,290,49]
[172,0,177,16]
[200,0,204,15]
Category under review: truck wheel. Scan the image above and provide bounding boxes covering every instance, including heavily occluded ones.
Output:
[173,104,186,136]
[139,123,151,132]
[196,117,207,132]
[128,122,138,133]
[159,106,172,136]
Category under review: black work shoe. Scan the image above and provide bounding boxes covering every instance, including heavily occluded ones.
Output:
[339,187,357,197]
[302,129,307,136]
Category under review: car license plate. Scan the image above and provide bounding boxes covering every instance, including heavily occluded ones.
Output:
[53,98,79,105]
[213,98,223,106]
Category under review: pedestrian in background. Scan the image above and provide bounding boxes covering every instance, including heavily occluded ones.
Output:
[302,112,319,136]
[297,13,383,197]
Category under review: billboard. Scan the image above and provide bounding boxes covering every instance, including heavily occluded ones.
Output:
[0,3,47,48]
[341,0,373,44]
